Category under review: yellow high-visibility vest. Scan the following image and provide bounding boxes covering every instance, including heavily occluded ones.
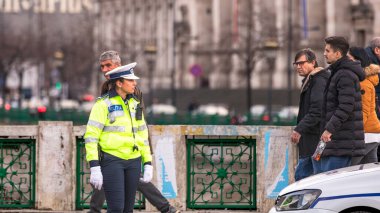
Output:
[84,91,151,167]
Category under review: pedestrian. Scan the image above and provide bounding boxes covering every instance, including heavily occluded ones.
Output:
[88,50,179,213]
[291,48,330,181]
[348,47,380,165]
[318,36,365,173]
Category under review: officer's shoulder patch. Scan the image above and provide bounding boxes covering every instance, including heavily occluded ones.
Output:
[97,93,109,101]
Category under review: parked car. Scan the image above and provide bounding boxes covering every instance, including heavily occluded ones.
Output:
[277,106,299,121]
[146,103,177,115]
[192,104,229,116]
[249,104,283,122]
[250,104,267,118]
[270,163,380,213]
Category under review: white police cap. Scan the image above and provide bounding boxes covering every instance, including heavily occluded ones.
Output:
[105,62,139,80]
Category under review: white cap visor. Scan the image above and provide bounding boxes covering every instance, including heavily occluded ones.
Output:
[105,62,139,80]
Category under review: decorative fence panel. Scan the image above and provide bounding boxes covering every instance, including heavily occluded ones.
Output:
[0,138,35,208]
[187,137,256,210]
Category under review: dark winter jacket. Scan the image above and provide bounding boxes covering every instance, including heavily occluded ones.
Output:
[321,56,365,157]
[295,68,330,158]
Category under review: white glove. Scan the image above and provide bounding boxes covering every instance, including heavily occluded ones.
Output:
[90,166,103,190]
[140,165,153,183]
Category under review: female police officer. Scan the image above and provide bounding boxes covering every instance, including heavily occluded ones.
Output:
[84,62,153,213]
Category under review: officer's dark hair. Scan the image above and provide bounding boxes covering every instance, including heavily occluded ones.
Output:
[294,48,318,68]
[324,36,349,56]
[100,78,124,95]
[349,47,371,68]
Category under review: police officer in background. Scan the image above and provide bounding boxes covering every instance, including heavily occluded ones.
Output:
[87,51,179,213]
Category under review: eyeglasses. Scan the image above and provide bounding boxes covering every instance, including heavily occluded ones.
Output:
[293,60,309,66]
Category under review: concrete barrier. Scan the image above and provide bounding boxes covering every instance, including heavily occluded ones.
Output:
[0,122,296,212]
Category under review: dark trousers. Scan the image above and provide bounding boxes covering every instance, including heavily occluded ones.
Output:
[314,156,351,174]
[294,157,318,181]
[101,154,141,213]
[351,142,379,165]
[89,169,170,213]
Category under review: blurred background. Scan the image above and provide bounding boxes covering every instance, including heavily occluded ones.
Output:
[0,0,378,125]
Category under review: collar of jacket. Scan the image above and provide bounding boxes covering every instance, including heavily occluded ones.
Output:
[301,67,324,92]
[364,64,380,86]
[327,56,365,81]
[328,56,347,73]
[108,88,134,101]
[364,64,380,77]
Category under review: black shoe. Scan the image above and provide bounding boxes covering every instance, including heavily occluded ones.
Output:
[164,206,180,213]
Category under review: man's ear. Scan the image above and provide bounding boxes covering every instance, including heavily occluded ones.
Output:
[374,47,380,56]
[336,50,343,59]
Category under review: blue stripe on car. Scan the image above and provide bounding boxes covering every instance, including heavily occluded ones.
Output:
[311,193,380,208]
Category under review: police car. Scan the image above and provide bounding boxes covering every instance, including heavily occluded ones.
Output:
[270,163,380,213]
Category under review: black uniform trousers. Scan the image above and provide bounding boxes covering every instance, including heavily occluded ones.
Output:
[89,167,171,213]
[100,153,141,213]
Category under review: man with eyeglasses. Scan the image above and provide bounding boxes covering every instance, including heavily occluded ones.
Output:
[291,48,330,181]
[87,51,180,213]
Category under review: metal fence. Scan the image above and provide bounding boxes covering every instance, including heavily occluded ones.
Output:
[0,138,36,208]
[186,137,256,210]
[0,109,296,126]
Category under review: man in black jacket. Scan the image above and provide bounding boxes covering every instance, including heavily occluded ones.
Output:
[291,49,330,181]
[318,36,365,173]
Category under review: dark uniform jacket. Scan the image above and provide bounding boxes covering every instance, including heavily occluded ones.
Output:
[295,68,330,158]
[321,57,365,157]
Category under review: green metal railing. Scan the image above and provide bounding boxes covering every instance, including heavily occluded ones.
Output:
[0,108,296,126]
[187,137,256,210]
[0,139,36,208]
[75,138,145,210]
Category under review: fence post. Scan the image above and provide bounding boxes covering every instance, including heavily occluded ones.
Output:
[36,121,76,210]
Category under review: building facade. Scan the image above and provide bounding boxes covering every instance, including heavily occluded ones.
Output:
[1,0,379,111]
[94,0,380,94]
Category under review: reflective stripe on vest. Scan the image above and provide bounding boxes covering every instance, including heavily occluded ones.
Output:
[85,137,99,143]
[138,124,147,131]
[103,126,126,132]
[87,120,104,130]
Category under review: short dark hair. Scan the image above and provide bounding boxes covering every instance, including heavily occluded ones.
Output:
[349,47,371,68]
[294,48,318,68]
[324,36,349,56]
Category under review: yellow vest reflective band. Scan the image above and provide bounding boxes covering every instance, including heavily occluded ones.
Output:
[84,94,151,166]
